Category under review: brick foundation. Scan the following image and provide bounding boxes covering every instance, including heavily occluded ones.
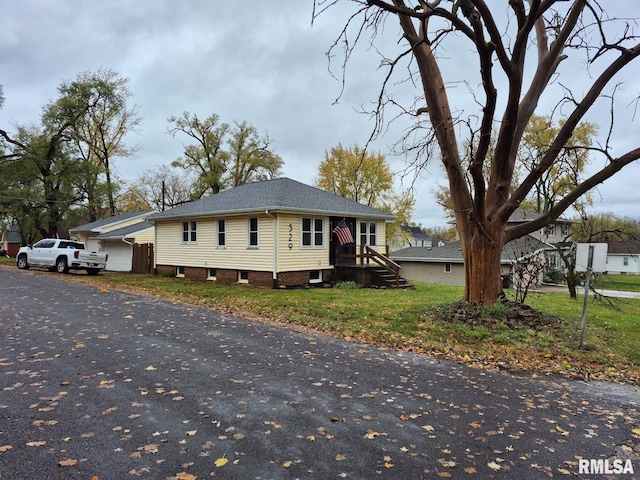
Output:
[155,265,331,288]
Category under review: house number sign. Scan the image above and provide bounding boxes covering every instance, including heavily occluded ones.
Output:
[288,224,293,250]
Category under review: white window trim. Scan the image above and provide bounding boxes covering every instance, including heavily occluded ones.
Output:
[182,221,197,244]
[238,271,249,283]
[176,266,185,278]
[360,221,377,246]
[301,217,325,248]
[217,218,226,249]
[309,270,322,284]
[247,217,259,248]
[207,268,217,281]
[444,263,452,273]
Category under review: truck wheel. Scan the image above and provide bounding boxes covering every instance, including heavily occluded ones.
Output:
[86,268,100,276]
[55,257,69,274]
[16,254,29,270]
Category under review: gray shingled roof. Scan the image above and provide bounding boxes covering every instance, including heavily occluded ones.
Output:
[606,239,640,255]
[2,226,22,244]
[404,226,429,240]
[70,211,155,233]
[93,221,154,240]
[508,208,575,224]
[148,178,395,221]
[390,235,551,264]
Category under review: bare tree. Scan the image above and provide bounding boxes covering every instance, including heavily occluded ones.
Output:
[317,1,640,304]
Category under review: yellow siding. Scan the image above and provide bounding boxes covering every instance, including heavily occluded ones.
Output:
[133,227,155,244]
[155,216,274,271]
[102,217,149,233]
[276,213,330,272]
[156,214,389,272]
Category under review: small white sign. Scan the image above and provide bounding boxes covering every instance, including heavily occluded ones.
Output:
[575,243,608,272]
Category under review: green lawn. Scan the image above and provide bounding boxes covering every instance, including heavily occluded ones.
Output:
[3,260,638,384]
[591,273,640,292]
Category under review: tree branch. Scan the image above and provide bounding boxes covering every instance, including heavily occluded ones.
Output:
[506,147,640,241]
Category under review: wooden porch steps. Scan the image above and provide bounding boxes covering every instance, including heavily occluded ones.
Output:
[372,268,414,289]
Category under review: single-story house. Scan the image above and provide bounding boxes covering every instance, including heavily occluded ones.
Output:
[147,177,396,287]
[69,211,156,272]
[1,225,22,258]
[605,239,640,275]
[390,235,550,287]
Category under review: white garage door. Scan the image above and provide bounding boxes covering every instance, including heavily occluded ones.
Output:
[103,241,133,271]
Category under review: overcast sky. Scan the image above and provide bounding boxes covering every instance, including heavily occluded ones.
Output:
[2,1,639,226]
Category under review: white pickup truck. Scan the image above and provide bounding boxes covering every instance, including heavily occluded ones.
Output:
[16,238,108,275]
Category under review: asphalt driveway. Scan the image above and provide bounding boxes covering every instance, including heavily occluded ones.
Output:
[1,267,639,479]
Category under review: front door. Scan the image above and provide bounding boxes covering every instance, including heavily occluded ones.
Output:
[330,217,356,266]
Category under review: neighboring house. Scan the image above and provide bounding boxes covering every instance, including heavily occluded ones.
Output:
[69,211,156,272]
[1,225,22,258]
[391,209,565,287]
[504,209,576,270]
[147,177,395,288]
[451,208,575,271]
[93,221,155,272]
[605,239,640,275]
[404,226,432,248]
[390,235,550,287]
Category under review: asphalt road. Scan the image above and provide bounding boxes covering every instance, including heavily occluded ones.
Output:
[1,267,639,479]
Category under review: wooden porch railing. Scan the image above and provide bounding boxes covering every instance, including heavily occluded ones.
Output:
[359,245,401,287]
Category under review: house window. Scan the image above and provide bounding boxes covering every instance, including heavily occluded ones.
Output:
[182,221,197,243]
[561,224,570,237]
[360,222,377,246]
[238,271,249,283]
[302,218,324,248]
[248,217,259,247]
[207,268,216,281]
[623,257,629,266]
[547,253,558,268]
[444,263,452,273]
[176,266,185,278]
[310,270,322,284]
[545,224,556,237]
[217,219,226,248]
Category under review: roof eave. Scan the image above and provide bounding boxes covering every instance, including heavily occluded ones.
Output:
[149,207,395,222]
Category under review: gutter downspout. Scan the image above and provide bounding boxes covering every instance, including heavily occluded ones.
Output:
[265,210,278,288]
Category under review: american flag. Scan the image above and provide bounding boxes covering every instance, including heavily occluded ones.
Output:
[332,223,354,246]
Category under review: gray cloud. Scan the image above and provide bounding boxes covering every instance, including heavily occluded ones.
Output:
[2,1,639,227]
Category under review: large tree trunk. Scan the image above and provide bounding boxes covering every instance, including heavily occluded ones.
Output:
[461,222,505,304]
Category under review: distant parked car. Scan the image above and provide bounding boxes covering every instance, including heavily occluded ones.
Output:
[16,238,108,275]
